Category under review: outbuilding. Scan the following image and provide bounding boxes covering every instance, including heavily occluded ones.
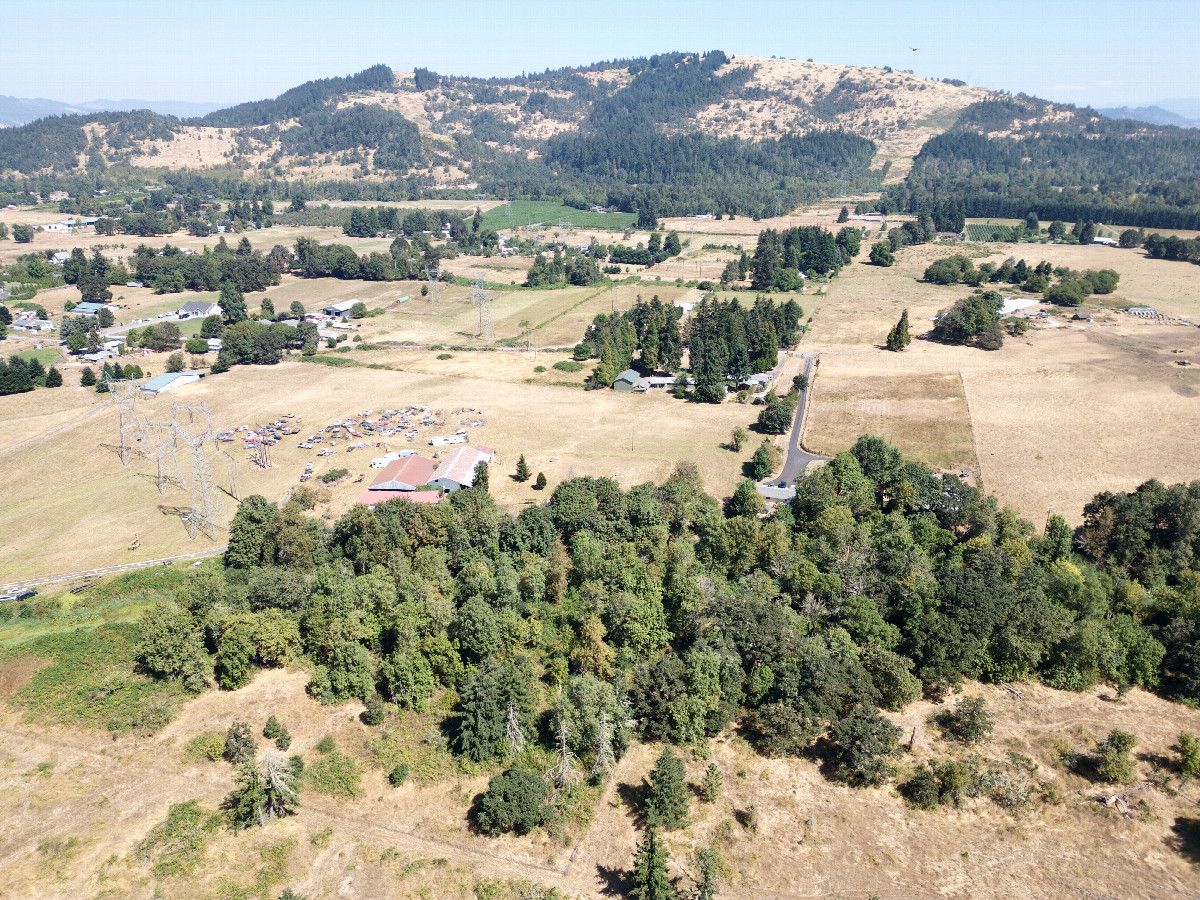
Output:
[355,489,441,509]
[368,455,437,492]
[322,299,359,318]
[72,301,107,316]
[141,372,202,395]
[426,445,495,493]
[612,369,644,392]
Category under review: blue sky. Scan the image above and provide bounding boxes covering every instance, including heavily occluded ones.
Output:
[1,0,1195,108]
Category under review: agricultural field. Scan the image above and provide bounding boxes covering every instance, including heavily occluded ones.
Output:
[799,239,1200,522]
[480,201,637,232]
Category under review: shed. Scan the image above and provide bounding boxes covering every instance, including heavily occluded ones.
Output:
[73,301,106,316]
[426,445,495,493]
[612,369,643,392]
[141,372,202,395]
[322,299,359,317]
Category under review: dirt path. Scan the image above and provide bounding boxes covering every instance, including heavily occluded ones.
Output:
[0,547,227,593]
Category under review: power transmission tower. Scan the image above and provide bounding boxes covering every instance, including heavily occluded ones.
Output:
[107,377,144,466]
[423,265,442,303]
[252,442,272,469]
[470,273,495,339]
[169,402,222,540]
[217,447,241,500]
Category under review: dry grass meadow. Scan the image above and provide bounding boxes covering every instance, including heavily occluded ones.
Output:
[801,240,1200,523]
[0,655,1197,899]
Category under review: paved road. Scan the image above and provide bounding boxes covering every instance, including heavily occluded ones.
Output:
[0,547,227,593]
[778,352,829,486]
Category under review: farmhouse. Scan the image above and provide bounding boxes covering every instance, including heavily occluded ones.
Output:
[44,221,72,234]
[367,455,437,492]
[427,445,495,493]
[72,301,108,316]
[322,299,359,317]
[51,251,71,265]
[177,300,221,319]
[141,372,203,395]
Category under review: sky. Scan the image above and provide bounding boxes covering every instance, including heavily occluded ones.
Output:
[1,0,1196,109]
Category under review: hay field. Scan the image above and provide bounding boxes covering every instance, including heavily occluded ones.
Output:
[0,659,1197,899]
[807,369,978,474]
[0,356,763,582]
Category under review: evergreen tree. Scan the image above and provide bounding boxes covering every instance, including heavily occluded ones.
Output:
[699,763,723,803]
[886,309,912,351]
[535,472,547,490]
[751,442,773,481]
[80,367,96,387]
[515,454,531,482]
[631,828,677,900]
[44,366,62,387]
[837,205,849,223]
[644,746,689,830]
[260,297,275,319]
[219,281,248,324]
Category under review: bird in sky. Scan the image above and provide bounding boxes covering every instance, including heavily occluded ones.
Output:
[910,47,920,52]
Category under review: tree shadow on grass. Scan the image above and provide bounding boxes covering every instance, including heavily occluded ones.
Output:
[596,863,632,896]
[615,779,648,828]
[1167,817,1200,864]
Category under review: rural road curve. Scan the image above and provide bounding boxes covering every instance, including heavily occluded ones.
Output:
[778,352,829,485]
[0,547,227,593]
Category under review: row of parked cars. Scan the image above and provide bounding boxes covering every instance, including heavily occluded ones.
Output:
[0,588,37,603]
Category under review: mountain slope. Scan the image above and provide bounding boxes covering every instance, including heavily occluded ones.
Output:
[0,94,224,128]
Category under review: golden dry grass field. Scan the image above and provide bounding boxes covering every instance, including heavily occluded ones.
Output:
[0,657,1196,900]
[0,349,767,582]
[802,240,1200,523]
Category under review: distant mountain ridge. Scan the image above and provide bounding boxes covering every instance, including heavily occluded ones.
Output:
[1097,104,1200,129]
[0,95,225,127]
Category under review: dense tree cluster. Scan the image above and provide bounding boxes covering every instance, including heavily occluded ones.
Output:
[131,434,1200,820]
[132,238,288,294]
[929,291,1005,348]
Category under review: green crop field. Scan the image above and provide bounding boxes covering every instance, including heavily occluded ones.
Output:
[964,223,1023,242]
[481,201,637,232]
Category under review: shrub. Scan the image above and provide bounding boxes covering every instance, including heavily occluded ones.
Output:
[900,764,941,810]
[135,800,221,877]
[362,693,387,726]
[474,769,550,836]
[436,353,452,360]
[306,750,362,798]
[933,696,993,745]
[1094,729,1137,784]
[321,468,348,483]
[275,728,293,751]
[827,705,903,787]
[533,365,546,372]
[553,360,584,372]
[388,763,409,787]
[1179,732,1200,779]
[185,730,227,763]
[316,734,335,754]
[263,715,282,739]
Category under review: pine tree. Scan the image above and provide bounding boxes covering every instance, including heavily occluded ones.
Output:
[631,828,677,900]
[80,367,96,387]
[44,366,62,388]
[219,281,247,324]
[644,746,689,830]
[699,763,723,803]
[886,309,911,351]
[535,472,547,490]
[515,454,531,482]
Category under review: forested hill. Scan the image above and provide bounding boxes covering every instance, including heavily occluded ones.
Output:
[5,55,1200,226]
[886,95,1200,229]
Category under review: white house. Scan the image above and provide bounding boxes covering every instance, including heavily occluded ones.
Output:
[44,222,72,234]
[177,300,222,319]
